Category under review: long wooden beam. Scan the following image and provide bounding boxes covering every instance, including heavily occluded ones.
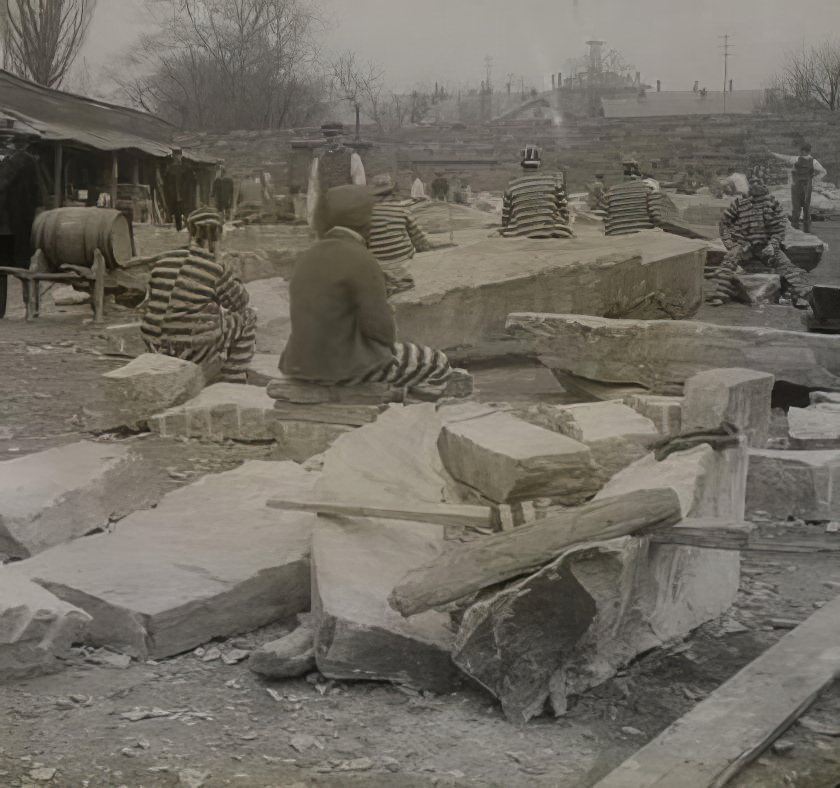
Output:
[594,594,840,788]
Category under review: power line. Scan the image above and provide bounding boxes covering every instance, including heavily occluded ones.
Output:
[719,34,734,113]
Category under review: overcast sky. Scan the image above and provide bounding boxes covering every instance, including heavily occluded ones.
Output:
[82,0,837,95]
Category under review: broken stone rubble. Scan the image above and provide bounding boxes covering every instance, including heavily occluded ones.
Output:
[623,393,683,436]
[0,441,156,558]
[248,614,316,679]
[0,570,91,682]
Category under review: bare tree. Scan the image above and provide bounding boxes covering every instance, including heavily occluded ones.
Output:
[1,0,96,88]
[328,50,384,137]
[772,39,840,112]
[116,0,324,131]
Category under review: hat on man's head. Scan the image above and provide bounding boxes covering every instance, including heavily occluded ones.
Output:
[521,144,541,169]
[323,185,377,234]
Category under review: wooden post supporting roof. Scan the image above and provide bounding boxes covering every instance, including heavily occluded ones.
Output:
[53,143,63,209]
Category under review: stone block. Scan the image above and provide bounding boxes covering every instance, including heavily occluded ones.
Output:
[681,368,774,448]
[541,401,660,478]
[788,405,840,449]
[393,231,707,355]
[248,614,315,679]
[507,313,840,392]
[738,273,781,304]
[267,376,401,405]
[0,570,91,682]
[102,322,146,358]
[12,462,316,659]
[52,284,90,306]
[438,408,601,504]
[312,519,459,692]
[0,441,155,558]
[454,535,739,723]
[746,449,840,521]
[271,421,355,463]
[100,353,206,430]
[595,440,748,522]
[272,403,387,426]
[624,394,683,436]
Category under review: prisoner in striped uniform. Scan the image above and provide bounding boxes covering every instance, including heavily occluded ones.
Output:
[603,178,667,236]
[707,174,812,307]
[501,145,573,239]
[140,208,256,383]
[367,190,433,297]
[280,185,453,392]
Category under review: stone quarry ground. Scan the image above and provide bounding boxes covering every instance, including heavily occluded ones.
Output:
[2,223,840,787]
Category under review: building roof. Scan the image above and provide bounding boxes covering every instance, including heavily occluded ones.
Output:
[601,90,764,118]
[0,69,212,161]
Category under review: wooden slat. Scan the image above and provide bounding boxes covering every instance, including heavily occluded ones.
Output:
[649,519,753,550]
[594,594,840,788]
[266,497,491,528]
[389,488,682,617]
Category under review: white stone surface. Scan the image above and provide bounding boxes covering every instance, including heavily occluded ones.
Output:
[624,394,683,436]
[788,404,840,449]
[0,441,153,558]
[102,322,146,358]
[12,462,316,659]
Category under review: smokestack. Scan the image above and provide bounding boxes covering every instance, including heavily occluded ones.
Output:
[656,79,661,92]
[635,71,641,86]
[551,74,556,91]
[557,72,562,88]
[729,79,733,92]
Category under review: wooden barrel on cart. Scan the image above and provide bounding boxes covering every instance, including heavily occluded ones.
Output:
[31,207,133,270]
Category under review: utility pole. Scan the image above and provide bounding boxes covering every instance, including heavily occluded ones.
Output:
[484,55,493,92]
[719,34,734,114]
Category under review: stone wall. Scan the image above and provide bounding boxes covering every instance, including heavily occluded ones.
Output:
[177,112,840,196]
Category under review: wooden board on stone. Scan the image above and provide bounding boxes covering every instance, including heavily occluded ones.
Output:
[594,594,840,788]
[267,376,402,405]
[389,488,683,617]
[272,403,387,426]
[508,313,840,392]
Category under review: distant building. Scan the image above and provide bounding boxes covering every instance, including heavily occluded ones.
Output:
[601,90,764,118]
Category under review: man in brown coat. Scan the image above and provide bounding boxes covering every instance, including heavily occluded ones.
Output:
[280,185,452,389]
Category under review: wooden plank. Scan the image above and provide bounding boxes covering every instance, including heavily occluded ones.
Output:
[266,497,491,528]
[388,488,682,617]
[594,594,840,788]
[649,519,753,550]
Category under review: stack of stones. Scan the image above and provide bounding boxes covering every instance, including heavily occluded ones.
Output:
[501,172,574,239]
[604,181,664,236]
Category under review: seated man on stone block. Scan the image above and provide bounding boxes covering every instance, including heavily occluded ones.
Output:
[280,185,454,393]
[140,208,257,383]
[501,145,573,239]
[367,175,434,297]
[706,173,812,308]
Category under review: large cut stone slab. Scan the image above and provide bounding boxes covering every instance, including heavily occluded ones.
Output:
[438,407,602,503]
[746,449,840,521]
[681,368,774,448]
[536,401,660,478]
[148,383,354,462]
[507,313,840,392]
[12,462,316,659]
[0,441,155,558]
[624,394,683,436]
[788,404,840,449]
[393,232,707,355]
[0,570,91,682]
[595,440,748,522]
[454,534,739,723]
[312,519,459,692]
[99,353,206,430]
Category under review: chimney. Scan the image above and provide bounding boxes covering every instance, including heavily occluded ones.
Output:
[635,71,641,86]
[557,72,562,88]
[551,74,556,91]
[729,79,733,92]
[656,79,661,92]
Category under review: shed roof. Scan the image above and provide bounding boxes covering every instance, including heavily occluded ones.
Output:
[0,69,213,162]
[601,90,764,118]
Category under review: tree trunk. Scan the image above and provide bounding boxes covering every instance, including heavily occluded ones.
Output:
[355,103,360,140]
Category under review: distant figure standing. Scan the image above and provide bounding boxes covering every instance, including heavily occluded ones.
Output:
[410,176,427,200]
[772,144,826,234]
[431,173,449,201]
[211,164,235,220]
[164,148,195,232]
[587,172,607,211]
[0,127,44,318]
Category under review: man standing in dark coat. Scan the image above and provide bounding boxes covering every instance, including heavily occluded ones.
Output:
[0,127,44,318]
[211,163,235,220]
[164,148,194,232]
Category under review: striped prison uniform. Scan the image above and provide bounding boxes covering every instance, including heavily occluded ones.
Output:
[367,200,431,296]
[604,180,665,235]
[501,173,573,239]
[140,245,256,383]
[707,193,812,303]
[342,342,453,389]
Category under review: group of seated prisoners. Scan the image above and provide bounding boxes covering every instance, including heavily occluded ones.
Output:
[138,141,816,390]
